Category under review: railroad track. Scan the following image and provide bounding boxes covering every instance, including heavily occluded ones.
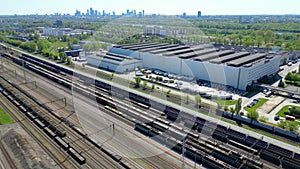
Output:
[0,92,78,169]
[0,139,17,169]
[0,76,127,168]
[3,49,296,168]
[0,53,197,168]
[0,47,246,168]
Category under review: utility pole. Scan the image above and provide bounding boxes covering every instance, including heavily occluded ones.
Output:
[182,135,186,169]
[112,123,115,136]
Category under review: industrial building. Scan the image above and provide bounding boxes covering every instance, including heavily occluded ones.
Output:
[86,52,142,73]
[88,42,280,90]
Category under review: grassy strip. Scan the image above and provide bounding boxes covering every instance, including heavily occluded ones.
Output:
[0,105,14,125]
[277,105,300,120]
[214,99,237,106]
[244,98,268,114]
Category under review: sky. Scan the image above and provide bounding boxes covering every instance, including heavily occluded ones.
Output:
[0,0,299,16]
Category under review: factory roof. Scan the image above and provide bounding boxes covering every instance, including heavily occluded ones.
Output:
[163,44,211,56]
[193,50,235,62]
[112,43,271,67]
[226,53,268,67]
[209,52,250,64]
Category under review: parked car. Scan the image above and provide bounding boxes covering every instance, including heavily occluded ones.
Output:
[292,99,300,103]
[279,67,284,71]
[265,91,273,97]
[274,115,280,121]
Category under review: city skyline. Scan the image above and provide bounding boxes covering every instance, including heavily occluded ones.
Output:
[0,0,299,16]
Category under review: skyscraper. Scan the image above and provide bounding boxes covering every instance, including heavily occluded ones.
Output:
[90,8,94,16]
[198,11,202,17]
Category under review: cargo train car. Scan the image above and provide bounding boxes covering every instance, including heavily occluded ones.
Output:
[67,147,86,165]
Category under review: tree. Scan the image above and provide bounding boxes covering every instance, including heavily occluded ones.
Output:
[247,111,259,121]
[285,72,292,81]
[111,73,114,80]
[134,77,141,88]
[278,79,285,88]
[20,42,37,53]
[59,52,67,62]
[286,121,299,132]
[166,90,171,97]
[235,98,242,115]
[66,57,72,65]
[37,40,51,52]
[238,34,243,46]
[258,116,268,122]
[42,48,50,57]
[53,53,59,60]
[224,105,229,111]
[195,95,201,108]
[230,107,235,114]
[142,81,147,89]
[278,120,287,129]
[186,94,190,104]
[151,84,155,91]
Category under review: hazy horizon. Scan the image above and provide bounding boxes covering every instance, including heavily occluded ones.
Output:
[0,0,299,16]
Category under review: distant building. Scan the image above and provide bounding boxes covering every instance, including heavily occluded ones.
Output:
[75,9,81,17]
[43,27,71,37]
[53,20,63,27]
[198,11,202,17]
[90,8,94,16]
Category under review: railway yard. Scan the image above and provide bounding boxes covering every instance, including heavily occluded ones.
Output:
[1,45,300,168]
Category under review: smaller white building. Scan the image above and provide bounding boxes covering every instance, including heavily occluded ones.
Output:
[43,28,72,37]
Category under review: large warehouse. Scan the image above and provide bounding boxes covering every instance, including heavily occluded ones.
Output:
[89,42,280,90]
[86,51,142,73]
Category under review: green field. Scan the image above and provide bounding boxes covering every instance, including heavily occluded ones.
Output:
[277,105,300,120]
[0,106,14,125]
[214,99,237,106]
[244,98,268,114]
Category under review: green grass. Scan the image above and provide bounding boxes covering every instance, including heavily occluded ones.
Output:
[214,99,237,106]
[244,98,268,114]
[277,105,300,120]
[0,106,14,125]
